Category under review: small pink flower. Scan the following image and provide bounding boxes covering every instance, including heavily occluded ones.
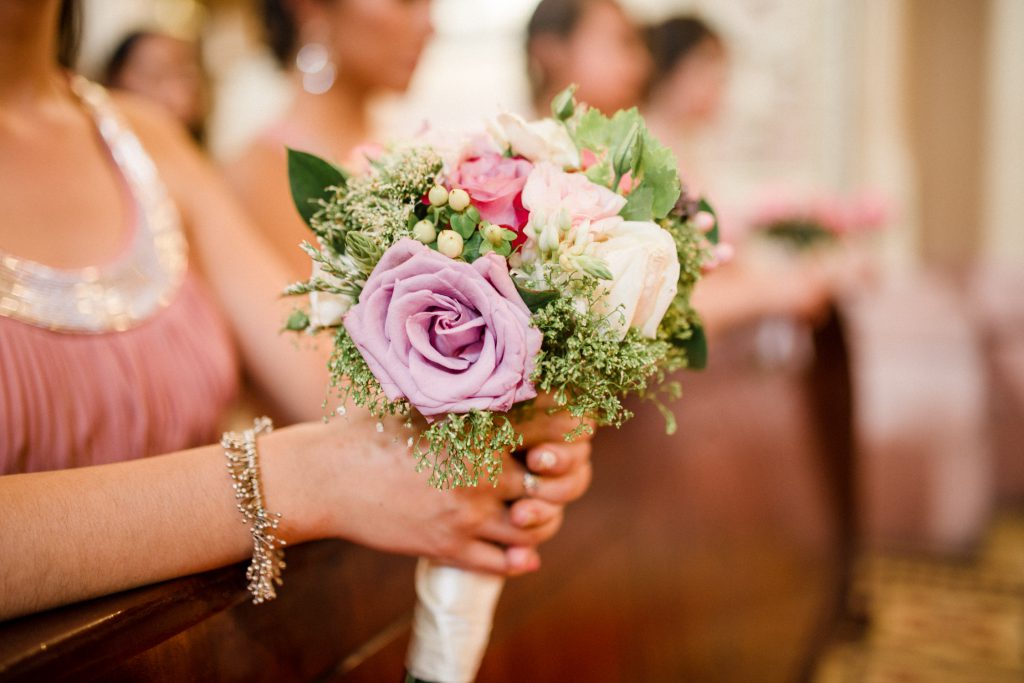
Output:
[580,148,601,171]
[617,171,638,196]
[450,153,533,245]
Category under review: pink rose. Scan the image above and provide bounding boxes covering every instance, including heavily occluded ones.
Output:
[450,153,532,245]
[343,238,541,418]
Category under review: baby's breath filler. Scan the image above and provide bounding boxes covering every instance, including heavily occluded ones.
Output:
[415,412,522,489]
[531,295,670,438]
[283,88,715,491]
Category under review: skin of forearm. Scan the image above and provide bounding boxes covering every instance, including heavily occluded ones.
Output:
[0,430,314,621]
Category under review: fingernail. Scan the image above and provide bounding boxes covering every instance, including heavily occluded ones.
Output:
[532,449,558,472]
[513,506,536,527]
[506,546,532,572]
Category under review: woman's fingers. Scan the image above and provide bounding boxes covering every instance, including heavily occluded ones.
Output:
[504,546,541,575]
[516,410,594,448]
[492,456,529,500]
[491,449,593,505]
[521,460,593,504]
[443,540,541,576]
[525,441,591,477]
[508,498,562,528]
[476,504,564,548]
[443,539,510,574]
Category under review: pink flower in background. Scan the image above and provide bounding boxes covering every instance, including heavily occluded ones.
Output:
[343,239,541,418]
[451,153,533,245]
[748,189,889,236]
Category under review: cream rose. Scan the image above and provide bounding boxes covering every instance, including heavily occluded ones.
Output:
[309,260,354,328]
[489,112,580,169]
[590,221,680,340]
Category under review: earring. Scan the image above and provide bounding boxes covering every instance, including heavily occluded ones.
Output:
[295,42,336,95]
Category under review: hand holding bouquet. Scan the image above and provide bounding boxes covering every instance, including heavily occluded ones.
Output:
[284,87,717,682]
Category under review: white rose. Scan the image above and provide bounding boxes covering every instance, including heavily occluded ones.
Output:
[590,221,680,340]
[489,112,580,169]
[309,260,354,328]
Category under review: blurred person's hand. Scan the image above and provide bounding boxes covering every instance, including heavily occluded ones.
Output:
[693,257,833,337]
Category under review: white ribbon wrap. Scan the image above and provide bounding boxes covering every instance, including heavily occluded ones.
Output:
[406,558,505,683]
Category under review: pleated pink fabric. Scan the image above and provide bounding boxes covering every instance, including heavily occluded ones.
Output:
[0,273,238,474]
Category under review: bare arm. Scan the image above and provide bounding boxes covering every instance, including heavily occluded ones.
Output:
[0,412,591,621]
[694,258,832,339]
[0,98,595,621]
[223,140,316,278]
[119,96,330,423]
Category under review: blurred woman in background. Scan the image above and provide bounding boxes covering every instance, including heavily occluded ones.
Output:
[523,2,829,334]
[103,29,209,144]
[224,0,432,276]
[643,16,727,192]
[525,0,649,116]
[0,0,591,620]
[642,16,832,331]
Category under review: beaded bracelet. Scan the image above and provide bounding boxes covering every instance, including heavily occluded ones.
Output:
[221,416,285,604]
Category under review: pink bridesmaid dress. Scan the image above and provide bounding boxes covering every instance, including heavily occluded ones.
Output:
[0,77,238,474]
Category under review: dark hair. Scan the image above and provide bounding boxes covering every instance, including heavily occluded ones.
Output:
[263,0,299,66]
[525,0,618,99]
[58,0,82,68]
[646,16,720,84]
[103,31,153,85]
[526,0,621,46]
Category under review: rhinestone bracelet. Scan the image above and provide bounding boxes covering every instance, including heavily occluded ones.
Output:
[222,416,285,604]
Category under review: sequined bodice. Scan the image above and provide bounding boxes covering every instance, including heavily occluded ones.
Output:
[0,77,239,473]
[0,76,187,333]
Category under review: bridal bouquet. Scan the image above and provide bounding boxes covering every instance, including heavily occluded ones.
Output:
[284,87,716,682]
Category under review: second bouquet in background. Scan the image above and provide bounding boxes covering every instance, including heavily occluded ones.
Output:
[284,86,717,682]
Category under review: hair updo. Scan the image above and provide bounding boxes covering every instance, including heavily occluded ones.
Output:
[645,16,721,84]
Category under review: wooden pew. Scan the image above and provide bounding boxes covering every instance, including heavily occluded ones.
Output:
[0,308,856,682]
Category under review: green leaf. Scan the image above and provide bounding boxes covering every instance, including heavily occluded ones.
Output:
[450,212,477,239]
[462,232,484,262]
[513,280,559,312]
[551,84,577,120]
[284,308,310,332]
[494,241,512,257]
[584,161,614,188]
[679,322,707,370]
[572,108,681,218]
[698,197,720,244]
[620,185,654,221]
[499,228,518,241]
[638,130,680,218]
[612,121,643,180]
[287,148,347,228]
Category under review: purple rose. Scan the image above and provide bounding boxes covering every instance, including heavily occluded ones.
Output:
[343,238,541,418]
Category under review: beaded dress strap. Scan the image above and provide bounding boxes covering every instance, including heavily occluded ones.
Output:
[0,76,188,333]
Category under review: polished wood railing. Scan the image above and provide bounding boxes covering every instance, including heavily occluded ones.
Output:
[0,307,856,682]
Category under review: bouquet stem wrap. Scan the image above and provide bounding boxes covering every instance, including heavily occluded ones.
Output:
[405,558,505,683]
